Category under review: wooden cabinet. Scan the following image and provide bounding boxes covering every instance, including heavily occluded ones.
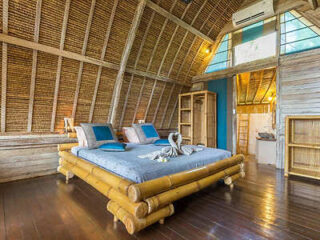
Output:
[285,115,320,180]
[178,91,216,147]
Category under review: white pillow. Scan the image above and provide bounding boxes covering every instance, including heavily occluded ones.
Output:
[123,127,140,144]
[74,126,88,147]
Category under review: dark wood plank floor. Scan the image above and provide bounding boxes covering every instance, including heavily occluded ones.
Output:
[1,156,320,240]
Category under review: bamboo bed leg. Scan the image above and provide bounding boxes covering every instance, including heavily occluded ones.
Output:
[224,176,234,191]
[159,218,164,225]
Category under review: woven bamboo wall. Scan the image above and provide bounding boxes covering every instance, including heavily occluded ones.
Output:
[0,0,244,134]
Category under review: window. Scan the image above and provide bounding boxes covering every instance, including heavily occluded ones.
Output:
[205,34,232,73]
[280,10,320,55]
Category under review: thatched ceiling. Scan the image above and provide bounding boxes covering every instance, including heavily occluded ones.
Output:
[0,0,245,134]
[237,68,277,105]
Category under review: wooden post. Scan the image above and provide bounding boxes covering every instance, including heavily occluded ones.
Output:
[89,0,119,123]
[51,0,71,132]
[1,0,9,133]
[119,74,134,128]
[109,0,147,125]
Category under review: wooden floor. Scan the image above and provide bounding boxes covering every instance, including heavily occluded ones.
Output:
[1,156,320,240]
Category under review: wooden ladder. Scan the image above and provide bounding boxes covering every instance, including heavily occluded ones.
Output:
[237,114,250,155]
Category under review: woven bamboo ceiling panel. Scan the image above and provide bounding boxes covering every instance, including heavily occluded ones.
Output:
[0,0,245,134]
[237,68,277,105]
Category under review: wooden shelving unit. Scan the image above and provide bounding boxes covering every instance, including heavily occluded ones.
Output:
[285,115,320,180]
[178,90,216,147]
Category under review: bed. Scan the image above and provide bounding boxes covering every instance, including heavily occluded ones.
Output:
[58,141,245,234]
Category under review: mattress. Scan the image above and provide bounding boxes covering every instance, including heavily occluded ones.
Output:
[71,144,231,183]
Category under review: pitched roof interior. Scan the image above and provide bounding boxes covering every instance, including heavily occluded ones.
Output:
[0,0,245,133]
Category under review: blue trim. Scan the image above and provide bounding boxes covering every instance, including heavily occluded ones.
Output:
[92,126,114,141]
[141,125,159,138]
[208,78,228,150]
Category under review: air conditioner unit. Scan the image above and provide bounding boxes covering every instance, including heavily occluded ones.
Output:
[232,0,274,27]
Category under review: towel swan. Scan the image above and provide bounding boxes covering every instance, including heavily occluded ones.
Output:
[138,132,203,162]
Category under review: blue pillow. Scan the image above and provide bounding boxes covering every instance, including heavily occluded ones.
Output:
[154,139,170,146]
[81,123,118,149]
[132,123,160,144]
[99,142,127,152]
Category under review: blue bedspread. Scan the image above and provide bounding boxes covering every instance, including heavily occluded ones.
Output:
[71,144,231,183]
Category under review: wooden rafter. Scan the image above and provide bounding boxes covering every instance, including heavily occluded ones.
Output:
[261,69,277,103]
[175,0,224,79]
[183,0,232,83]
[245,72,251,104]
[146,0,214,43]
[152,82,166,123]
[193,56,278,82]
[168,86,183,128]
[157,3,191,76]
[167,0,208,77]
[1,0,8,133]
[143,80,157,122]
[108,0,146,124]
[236,74,241,105]
[146,0,178,73]
[119,0,160,128]
[160,84,175,128]
[89,0,118,123]
[252,70,264,103]
[0,35,188,88]
[132,77,146,124]
[27,0,42,132]
[72,0,96,119]
[308,0,318,9]
[50,0,71,132]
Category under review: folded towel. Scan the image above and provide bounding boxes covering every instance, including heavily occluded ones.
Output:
[138,132,203,162]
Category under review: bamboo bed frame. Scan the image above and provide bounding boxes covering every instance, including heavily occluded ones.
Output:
[57,141,245,234]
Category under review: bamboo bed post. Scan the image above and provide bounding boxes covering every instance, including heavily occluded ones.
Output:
[128,154,244,202]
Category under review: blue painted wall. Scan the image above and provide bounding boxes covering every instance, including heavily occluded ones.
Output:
[208,78,228,150]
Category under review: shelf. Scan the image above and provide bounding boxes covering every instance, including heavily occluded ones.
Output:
[288,143,320,150]
[179,123,191,126]
[180,108,191,111]
[182,137,191,140]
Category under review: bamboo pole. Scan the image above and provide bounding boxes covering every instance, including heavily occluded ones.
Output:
[58,143,79,151]
[60,158,148,218]
[145,164,242,213]
[59,151,133,196]
[128,154,244,202]
[107,200,174,234]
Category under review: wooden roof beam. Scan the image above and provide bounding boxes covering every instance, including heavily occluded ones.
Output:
[261,69,277,104]
[109,0,147,124]
[146,0,214,44]
[0,34,190,87]
[252,70,264,104]
[193,56,278,82]
[308,0,318,9]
